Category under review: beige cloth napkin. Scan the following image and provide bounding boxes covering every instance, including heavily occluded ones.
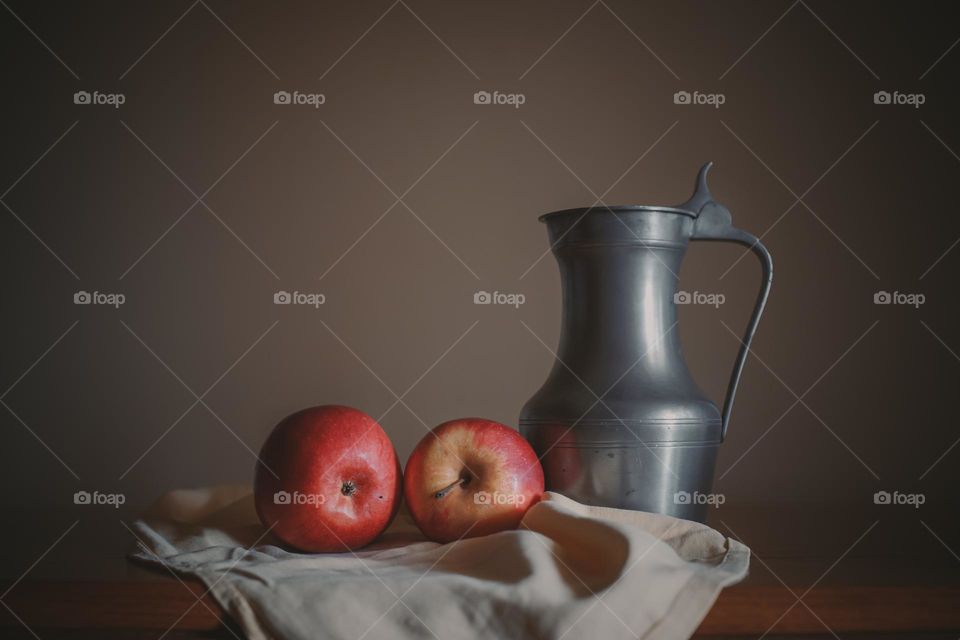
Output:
[130,486,748,640]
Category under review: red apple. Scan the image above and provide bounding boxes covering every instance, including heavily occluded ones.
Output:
[404,418,544,543]
[254,405,401,552]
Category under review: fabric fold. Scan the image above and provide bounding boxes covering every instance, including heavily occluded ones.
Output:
[130,487,748,640]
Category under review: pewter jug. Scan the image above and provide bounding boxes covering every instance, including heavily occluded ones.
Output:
[520,164,773,522]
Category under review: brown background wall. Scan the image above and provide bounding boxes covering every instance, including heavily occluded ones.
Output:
[1,1,957,518]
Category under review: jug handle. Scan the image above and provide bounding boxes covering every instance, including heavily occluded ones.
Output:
[691,204,774,442]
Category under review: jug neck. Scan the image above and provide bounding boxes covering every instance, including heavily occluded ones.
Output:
[554,242,686,364]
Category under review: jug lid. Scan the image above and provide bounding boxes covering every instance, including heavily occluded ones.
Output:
[539,162,716,222]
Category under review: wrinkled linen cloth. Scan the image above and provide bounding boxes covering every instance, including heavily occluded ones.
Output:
[130,487,748,640]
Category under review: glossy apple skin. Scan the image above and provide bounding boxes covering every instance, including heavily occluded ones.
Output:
[404,418,545,543]
[254,405,401,552]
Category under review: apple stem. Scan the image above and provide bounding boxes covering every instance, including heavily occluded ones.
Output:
[434,477,466,500]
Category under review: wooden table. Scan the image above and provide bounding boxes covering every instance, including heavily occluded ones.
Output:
[2,505,958,638]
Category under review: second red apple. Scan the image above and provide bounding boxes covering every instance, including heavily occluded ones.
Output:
[404,418,544,543]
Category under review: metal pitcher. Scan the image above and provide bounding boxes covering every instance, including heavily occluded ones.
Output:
[520,163,773,522]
